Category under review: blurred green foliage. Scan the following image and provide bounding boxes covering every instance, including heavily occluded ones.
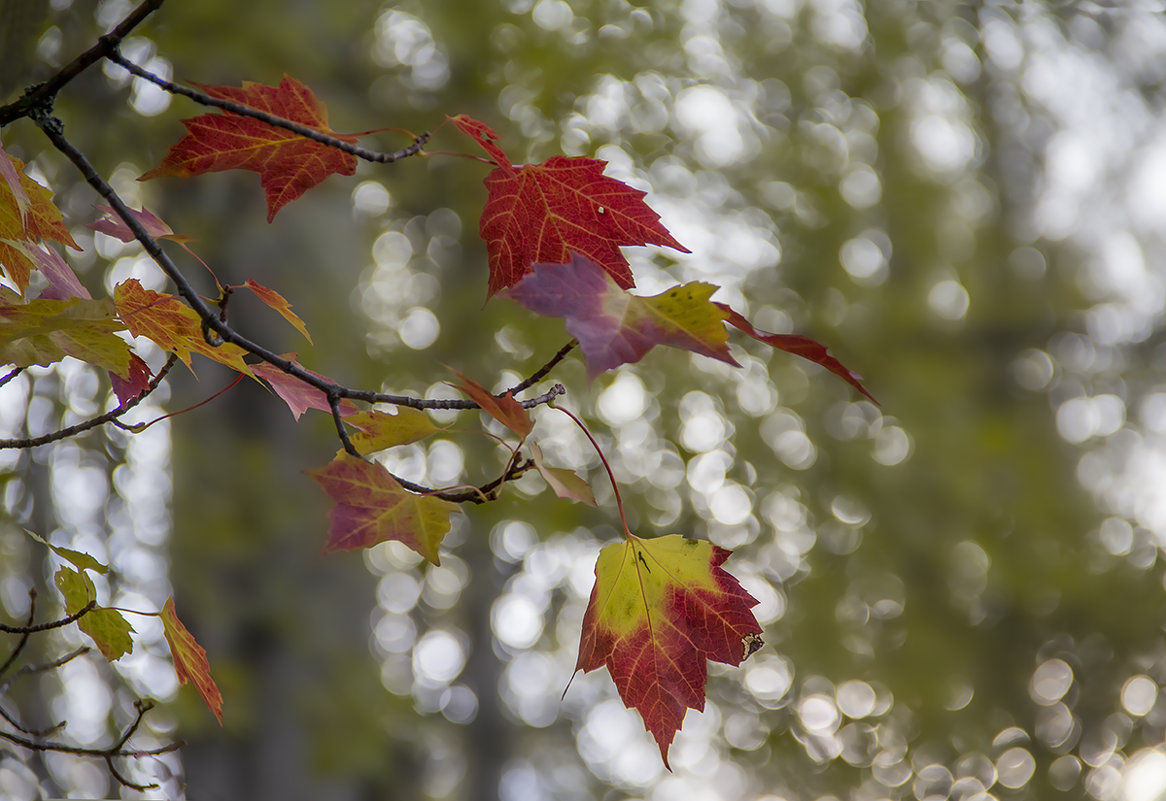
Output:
[4,1,1166,800]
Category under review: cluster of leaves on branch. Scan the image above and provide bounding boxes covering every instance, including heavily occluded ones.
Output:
[0,533,191,791]
[0,0,874,776]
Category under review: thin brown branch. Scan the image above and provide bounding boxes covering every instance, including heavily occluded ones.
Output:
[106,756,155,792]
[0,703,65,738]
[0,726,182,759]
[0,601,95,635]
[510,340,577,396]
[0,699,183,793]
[0,589,37,679]
[0,665,172,790]
[0,367,22,389]
[9,647,90,681]
[0,700,179,767]
[107,52,431,164]
[0,0,165,126]
[329,393,360,457]
[27,118,568,426]
[111,700,153,751]
[0,354,176,449]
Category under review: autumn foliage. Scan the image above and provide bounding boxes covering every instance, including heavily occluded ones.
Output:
[0,1,875,781]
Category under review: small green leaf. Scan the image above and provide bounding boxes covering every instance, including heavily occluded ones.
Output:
[26,529,109,574]
[53,565,134,661]
[54,564,95,611]
[79,608,135,661]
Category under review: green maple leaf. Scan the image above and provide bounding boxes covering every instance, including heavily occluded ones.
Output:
[0,293,133,377]
[53,566,134,661]
[346,407,446,452]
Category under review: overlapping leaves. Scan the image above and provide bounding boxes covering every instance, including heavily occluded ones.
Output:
[0,78,876,758]
[450,114,689,296]
[27,531,222,722]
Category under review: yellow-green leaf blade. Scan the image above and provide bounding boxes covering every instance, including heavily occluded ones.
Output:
[347,407,445,452]
[0,294,132,377]
[53,566,134,661]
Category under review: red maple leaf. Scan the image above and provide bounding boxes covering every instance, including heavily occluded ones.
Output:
[140,75,357,221]
[574,535,762,767]
[88,203,186,243]
[451,114,688,296]
[110,354,153,405]
[716,304,877,403]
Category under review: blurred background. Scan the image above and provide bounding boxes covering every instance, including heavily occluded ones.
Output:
[3,0,1166,799]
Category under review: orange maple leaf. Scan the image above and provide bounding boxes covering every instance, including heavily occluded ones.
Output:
[447,367,532,438]
[140,75,357,221]
[574,534,762,767]
[113,279,252,375]
[160,597,223,723]
[450,114,689,297]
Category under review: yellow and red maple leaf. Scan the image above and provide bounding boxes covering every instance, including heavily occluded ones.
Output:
[307,452,457,564]
[113,279,252,376]
[160,597,223,723]
[507,252,876,399]
[574,534,762,767]
[241,279,312,343]
[140,75,357,221]
[451,113,689,296]
[505,252,738,379]
[0,151,80,293]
